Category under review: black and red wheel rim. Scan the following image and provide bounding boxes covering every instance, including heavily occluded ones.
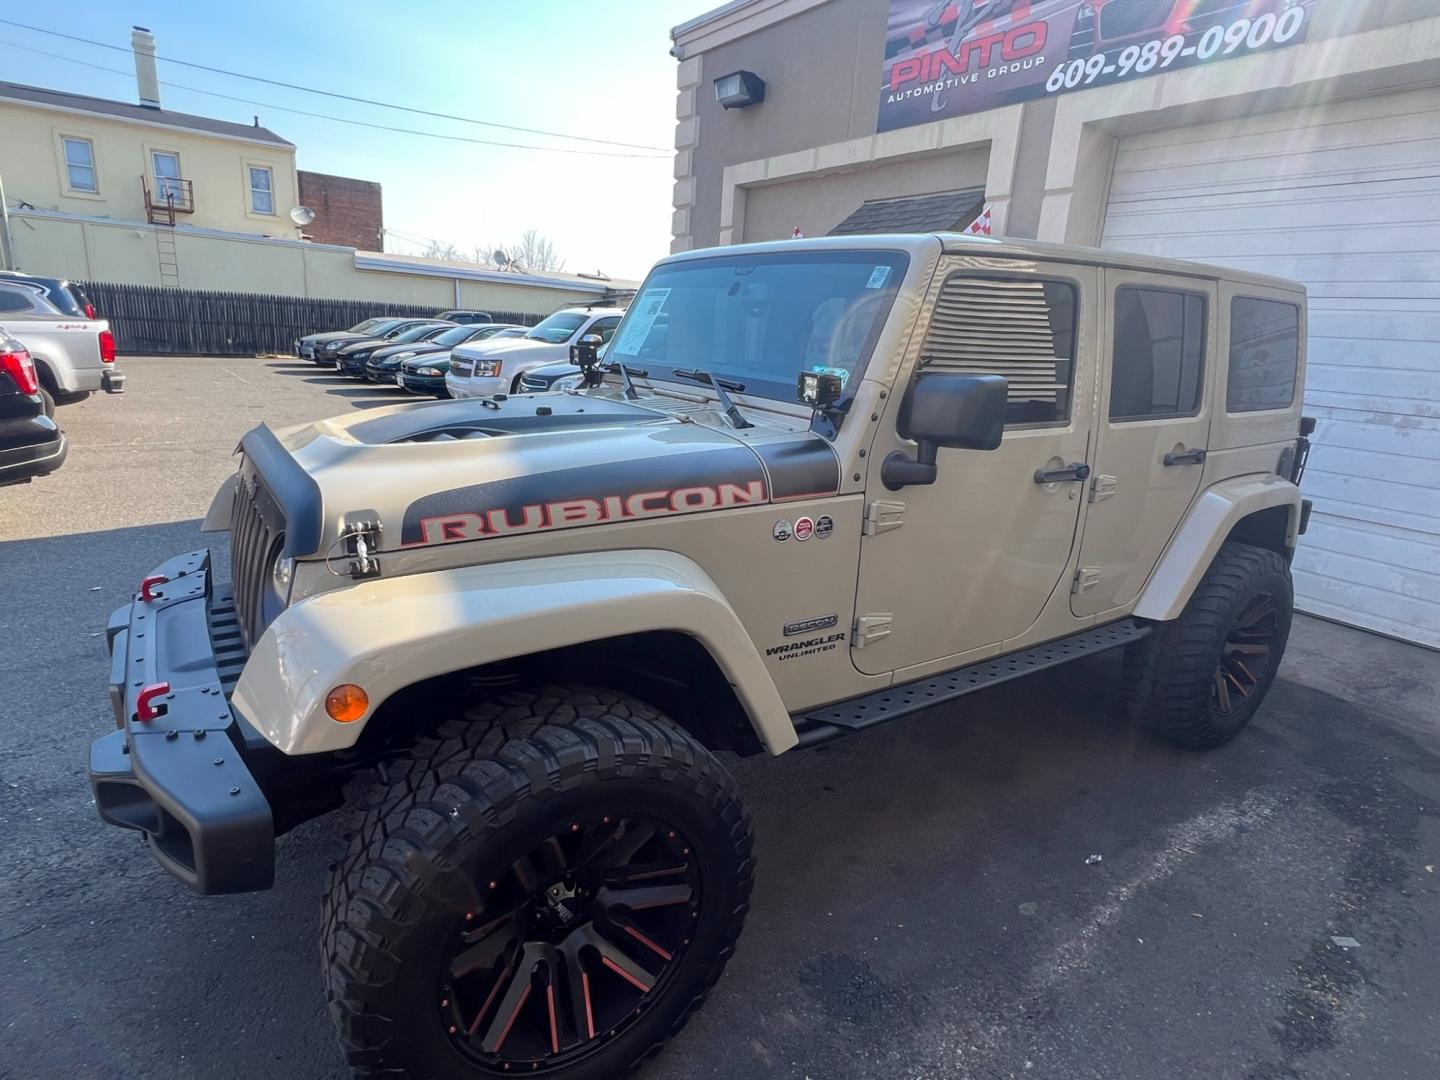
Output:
[439,814,701,1072]
[1213,592,1279,717]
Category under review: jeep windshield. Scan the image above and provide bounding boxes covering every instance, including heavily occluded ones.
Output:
[606,249,909,403]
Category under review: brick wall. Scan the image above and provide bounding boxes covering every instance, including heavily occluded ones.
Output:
[297,170,383,250]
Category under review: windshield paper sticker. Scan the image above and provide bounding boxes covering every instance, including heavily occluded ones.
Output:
[611,288,669,356]
[865,265,892,289]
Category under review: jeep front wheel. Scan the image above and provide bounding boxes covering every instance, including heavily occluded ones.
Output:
[1124,541,1294,749]
[322,686,754,1080]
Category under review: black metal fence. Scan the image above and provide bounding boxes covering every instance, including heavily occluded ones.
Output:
[80,281,543,356]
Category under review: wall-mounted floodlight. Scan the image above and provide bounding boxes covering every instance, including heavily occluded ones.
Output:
[714,70,765,109]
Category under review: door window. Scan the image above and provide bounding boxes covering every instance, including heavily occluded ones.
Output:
[1109,288,1206,421]
[152,151,183,202]
[1227,298,1299,412]
[919,276,1077,426]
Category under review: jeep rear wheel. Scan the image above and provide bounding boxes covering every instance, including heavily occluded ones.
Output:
[1124,541,1294,749]
[322,686,754,1080]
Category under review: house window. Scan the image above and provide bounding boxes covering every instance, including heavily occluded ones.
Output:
[61,136,97,193]
[1109,287,1207,422]
[919,276,1078,427]
[248,166,275,214]
[151,151,183,202]
[1227,298,1300,413]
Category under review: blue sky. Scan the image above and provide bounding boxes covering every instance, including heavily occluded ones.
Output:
[2,0,708,278]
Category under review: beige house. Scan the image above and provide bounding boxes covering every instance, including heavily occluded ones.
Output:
[0,29,625,314]
[0,31,299,244]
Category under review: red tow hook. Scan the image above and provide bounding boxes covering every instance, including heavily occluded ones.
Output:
[136,682,171,723]
[139,574,169,602]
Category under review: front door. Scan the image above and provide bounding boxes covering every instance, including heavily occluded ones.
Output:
[852,261,1099,676]
[1071,269,1216,617]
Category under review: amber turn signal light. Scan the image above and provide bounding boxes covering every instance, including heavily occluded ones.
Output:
[325,683,369,723]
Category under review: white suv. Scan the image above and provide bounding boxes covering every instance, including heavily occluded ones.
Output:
[445,306,625,398]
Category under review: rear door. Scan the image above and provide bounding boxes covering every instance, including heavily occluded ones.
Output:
[1071,270,1216,617]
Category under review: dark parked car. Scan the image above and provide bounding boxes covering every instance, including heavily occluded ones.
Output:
[335,321,454,377]
[436,309,496,325]
[396,352,456,398]
[316,319,448,366]
[296,317,393,361]
[0,328,66,487]
[516,356,585,393]
[0,271,96,319]
[364,323,526,383]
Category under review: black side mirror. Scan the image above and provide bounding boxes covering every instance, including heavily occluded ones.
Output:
[882,372,1007,490]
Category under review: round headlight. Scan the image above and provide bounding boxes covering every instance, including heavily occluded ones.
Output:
[272,548,294,593]
[552,373,585,391]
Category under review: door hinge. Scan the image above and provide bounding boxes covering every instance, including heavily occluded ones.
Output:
[1072,567,1101,594]
[1089,474,1118,503]
[852,613,893,648]
[863,500,905,535]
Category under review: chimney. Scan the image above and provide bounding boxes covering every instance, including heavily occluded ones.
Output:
[131,26,160,109]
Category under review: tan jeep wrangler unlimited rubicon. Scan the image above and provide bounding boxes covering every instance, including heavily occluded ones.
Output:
[89,234,1313,1079]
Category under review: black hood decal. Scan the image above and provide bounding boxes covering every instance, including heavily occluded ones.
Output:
[753,439,841,501]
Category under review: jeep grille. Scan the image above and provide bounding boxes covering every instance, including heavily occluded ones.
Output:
[228,457,285,647]
[1098,0,1176,40]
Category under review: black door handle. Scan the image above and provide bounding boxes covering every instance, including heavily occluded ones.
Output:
[1033,462,1092,485]
[1163,448,1207,467]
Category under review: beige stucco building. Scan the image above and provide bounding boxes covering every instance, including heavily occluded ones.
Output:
[0,31,299,245]
[669,0,1440,648]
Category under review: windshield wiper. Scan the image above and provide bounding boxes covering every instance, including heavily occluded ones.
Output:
[602,361,649,400]
[671,368,753,429]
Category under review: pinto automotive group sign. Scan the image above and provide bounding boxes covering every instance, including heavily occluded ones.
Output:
[879,0,1320,132]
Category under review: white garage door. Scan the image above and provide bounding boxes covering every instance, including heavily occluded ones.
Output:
[1102,87,1440,648]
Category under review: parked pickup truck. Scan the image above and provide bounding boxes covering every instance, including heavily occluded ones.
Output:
[0,279,123,414]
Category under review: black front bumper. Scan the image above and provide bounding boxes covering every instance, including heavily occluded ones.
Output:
[89,549,275,894]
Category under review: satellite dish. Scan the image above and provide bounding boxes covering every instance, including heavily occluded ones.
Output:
[289,205,316,227]
[492,249,510,267]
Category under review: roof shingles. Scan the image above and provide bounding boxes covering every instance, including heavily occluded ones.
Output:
[0,80,293,147]
[828,188,985,236]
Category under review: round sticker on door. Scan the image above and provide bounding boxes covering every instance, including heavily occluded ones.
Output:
[772,520,793,542]
[793,516,815,541]
[814,514,834,539]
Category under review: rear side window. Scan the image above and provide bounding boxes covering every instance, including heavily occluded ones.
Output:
[920,276,1077,426]
[1228,298,1300,412]
[0,287,36,313]
[1109,287,1206,421]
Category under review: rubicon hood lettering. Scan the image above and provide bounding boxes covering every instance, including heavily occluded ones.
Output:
[399,446,771,545]
[417,481,767,544]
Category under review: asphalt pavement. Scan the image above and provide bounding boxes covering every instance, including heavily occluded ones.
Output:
[2,356,1437,1080]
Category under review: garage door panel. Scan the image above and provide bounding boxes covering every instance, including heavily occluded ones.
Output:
[1104,89,1440,647]
[1102,220,1438,260]
[1308,416,1440,461]
[1305,389,1440,421]
[1308,341,1440,370]
[1300,470,1440,525]
[1293,563,1440,650]
[1306,366,1440,403]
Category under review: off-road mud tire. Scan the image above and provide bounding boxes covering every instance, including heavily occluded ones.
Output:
[1124,541,1293,749]
[321,685,754,1079]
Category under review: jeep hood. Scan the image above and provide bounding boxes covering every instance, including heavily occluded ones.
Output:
[239,393,840,555]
